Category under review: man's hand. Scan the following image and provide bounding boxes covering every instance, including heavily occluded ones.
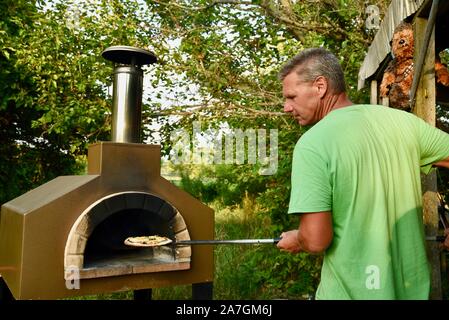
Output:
[277,230,301,253]
[277,211,333,254]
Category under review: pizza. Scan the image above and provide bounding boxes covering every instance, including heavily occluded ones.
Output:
[124,235,173,247]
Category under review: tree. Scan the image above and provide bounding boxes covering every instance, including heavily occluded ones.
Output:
[0,0,161,203]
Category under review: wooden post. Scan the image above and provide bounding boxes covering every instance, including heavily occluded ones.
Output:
[370,80,378,105]
[413,16,441,300]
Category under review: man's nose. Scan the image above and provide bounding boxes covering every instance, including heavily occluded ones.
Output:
[284,102,293,113]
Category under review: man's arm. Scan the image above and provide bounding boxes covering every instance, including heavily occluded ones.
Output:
[434,156,449,169]
[277,211,333,254]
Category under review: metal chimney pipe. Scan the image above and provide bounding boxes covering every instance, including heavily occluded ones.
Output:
[102,46,157,143]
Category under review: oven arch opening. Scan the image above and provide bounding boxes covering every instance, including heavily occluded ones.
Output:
[64,191,191,280]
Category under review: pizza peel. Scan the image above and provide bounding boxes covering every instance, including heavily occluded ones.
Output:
[171,238,282,246]
[124,236,282,247]
[124,235,447,248]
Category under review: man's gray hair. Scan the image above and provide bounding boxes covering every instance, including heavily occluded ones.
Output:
[278,48,346,93]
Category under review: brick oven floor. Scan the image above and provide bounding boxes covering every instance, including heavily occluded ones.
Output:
[80,249,190,279]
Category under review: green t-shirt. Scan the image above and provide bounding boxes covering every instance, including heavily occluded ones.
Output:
[288,104,449,300]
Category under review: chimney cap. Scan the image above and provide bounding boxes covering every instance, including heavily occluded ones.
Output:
[102,45,157,65]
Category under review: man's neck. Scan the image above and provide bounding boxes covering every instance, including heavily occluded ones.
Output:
[318,92,353,119]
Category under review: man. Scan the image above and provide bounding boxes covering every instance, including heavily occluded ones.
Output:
[276,47,449,299]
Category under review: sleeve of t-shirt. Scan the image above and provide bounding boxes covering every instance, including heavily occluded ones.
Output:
[288,144,332,214]
[416,116,449,174]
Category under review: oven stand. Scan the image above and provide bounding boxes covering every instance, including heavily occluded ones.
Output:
[132,282,213,300]
[0,276,14,301]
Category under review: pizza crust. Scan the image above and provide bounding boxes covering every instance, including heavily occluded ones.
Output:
[124,235,173,247]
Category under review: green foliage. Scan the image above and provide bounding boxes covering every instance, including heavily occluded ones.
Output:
[178,162,271,208]
[0,0,161,203]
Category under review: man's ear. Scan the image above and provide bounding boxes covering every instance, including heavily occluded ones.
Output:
[315,76,328,99]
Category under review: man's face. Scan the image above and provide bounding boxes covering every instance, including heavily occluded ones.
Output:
[282,71,320,126]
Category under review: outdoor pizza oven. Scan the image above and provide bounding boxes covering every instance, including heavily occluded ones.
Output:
[0,47,214,300]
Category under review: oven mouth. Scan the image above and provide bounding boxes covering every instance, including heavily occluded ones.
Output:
[64,191,191,280]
